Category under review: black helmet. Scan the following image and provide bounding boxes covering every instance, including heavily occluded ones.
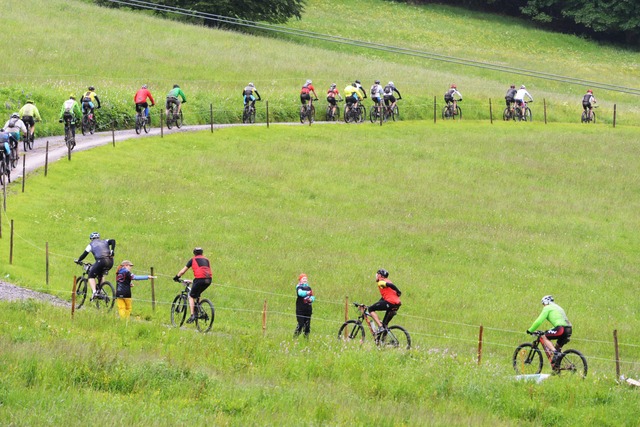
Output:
[375,80,380,84]
[377,269,389,278]
[193,247,204,256]
[88,86,95,91]
[173,84,179,88]
[355,80,361,84]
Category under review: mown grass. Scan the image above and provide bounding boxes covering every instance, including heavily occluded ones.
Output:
[0,124,639,425]
[2,0,640,136]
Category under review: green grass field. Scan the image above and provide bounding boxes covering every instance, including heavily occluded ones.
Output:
[2,0,640,425]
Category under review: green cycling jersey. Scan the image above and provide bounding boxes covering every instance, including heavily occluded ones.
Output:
[167,87,186,102]
[528,302,571,332]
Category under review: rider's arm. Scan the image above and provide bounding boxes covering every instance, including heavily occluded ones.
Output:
[34,107,42,121]
[94,95,101,109]
[255,90,261,101]
[394,88,402,99]
[73,102,83,118]
[107,239,116,255]
[527,306,550,332]
[76,250,89,262]
[179,89,186,102]
[386,282,401,296]
[148,92,155,106]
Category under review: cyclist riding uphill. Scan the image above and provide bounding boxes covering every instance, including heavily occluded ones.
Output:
[343,83,362,109]
[514,85,533,109]
[354,79,367,101]
[18,100,42,139]
[2,113,27,154]
[173,247,213,324]
[527,295,572,363]
[59,95,82,138]
[504,84,517,109]
[444,84,462,112]
[383,81,402,111]
[326,83,342,116]
[370,80,383,106]
[81,86,101,117]
[134,84,155,119]
[368,269,402,333]
[300,80,318,108]
[242,82,261,108]
[166,84,187,118]
[75,232,116,301]
[582,89,597,112]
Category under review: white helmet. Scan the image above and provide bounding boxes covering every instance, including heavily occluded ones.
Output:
[541,295,554,305]
[388,81,394,86]
[306,80,312,85]
[520,85,526,89]
[248,82,254,87]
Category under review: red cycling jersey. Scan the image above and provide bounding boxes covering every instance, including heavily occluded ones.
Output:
[378,279,401,305]
[187,255,212,279]
[134,88,155,105]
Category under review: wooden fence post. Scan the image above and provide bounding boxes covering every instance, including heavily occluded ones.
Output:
[477,325,484,365]
[489,99,493,124]
[262,299,268,335]
[614,329,620,378]
[45,140,49,176]
[150,266,156,311]
[613,104,617,128]
[9,219,14,265]
[21,154,26,193]
[46,242,49,286]
[266,100,270,128]
[433,96,437,123]
[71,276,77,319]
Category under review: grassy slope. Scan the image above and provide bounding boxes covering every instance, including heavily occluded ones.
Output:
[2,0,640,132]
[1,123,640,424]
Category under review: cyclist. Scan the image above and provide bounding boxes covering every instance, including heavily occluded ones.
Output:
[294,273,315,338]
[166,84,187,118]
[370,80,383,111]
[368,268,402,333]
[242,82,261,109]
[134,84,155,122]
[300,79,318,110]
[81,86,101,117]
[115,260,155,320]
[514,85,533,115]
[18,100,42,140]
[173,247,212,324]
[527,295,572,365]
[504,84,517,111]
[2,113,27,161]
[343,82,362,116]
[354,80,367,101]
[383,81,402,114]
[58,95,82,141]
[582,89,597,121]
[75,232,116,301]
[326,83,342,118]
[444,84,462,114]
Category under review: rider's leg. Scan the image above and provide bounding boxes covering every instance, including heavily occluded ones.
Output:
[369,311,383,328]
[88,277,97,295]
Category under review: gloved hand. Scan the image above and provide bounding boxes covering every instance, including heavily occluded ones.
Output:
[308,290,314,296]
[109,250,114,256]
[173,275,181,282]
[526,330,533,335]
[74,259,80,264]
[58,119,63,123]
[397,291,402,296]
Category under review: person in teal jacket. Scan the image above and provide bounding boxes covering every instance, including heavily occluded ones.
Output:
[166,84,187,118]
[527,295,573,358]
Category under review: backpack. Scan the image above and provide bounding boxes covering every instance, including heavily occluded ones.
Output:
[384,85,393,95]
[582,94,592,103]
[8,118,18,128]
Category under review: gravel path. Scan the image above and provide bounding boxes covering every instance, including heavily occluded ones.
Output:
[0,280,71,307]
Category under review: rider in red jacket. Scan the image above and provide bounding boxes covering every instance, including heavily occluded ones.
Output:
[134,85,155,119]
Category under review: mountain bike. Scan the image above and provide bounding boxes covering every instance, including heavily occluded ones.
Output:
[74,261,115,311]
[513,330,587,378]
[369,102,383,123]
[337,302,411,349]
[325,100,342,122]
[81,110,97,136]
[135,107,151,134]
[503,102,516,121]
[299,100,317,124]
[242,100,260,124]
[21,118,34,151]
[514,101,532,122]
[166,103,184,129]
[581,105,597,123]
[62,114,76,151]
[344,103,365,123]
[7,135,19,169]
[0,146,10,185]
[383,101,400,122]
[442,100,462,120]
[170,279,215,332]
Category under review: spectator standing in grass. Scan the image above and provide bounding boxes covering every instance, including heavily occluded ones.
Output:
[294,273,315,338]
[115,260,156,320]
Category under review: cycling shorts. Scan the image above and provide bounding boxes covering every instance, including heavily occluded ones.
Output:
[165,96,180,109]
[545,326,572,348]
[189,278,212,299]
[345,95,358,105]
[372,96,382,104]
[243,94,256,105]
[135,102,149,113]
[515,99,526,106]
[82,101,95,112]
[88,257,114,279]
[582,102,592,110]
[300,93,311,103]
[444,95,453,103]
[21,116,35,126]
[383,95,396,105]
[368,298,401,326]
[326,96,337,105]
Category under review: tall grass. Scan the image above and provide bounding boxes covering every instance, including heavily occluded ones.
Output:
[2,0,640,135]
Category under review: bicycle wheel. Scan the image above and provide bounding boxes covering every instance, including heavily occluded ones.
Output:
[524,108,532,122]
[337,320,365,343]
[75,277,88,309]
[299,106,306,124]
[143,116,150,134]
[344,106,352,123]
[326,105,333,122]
[369,107,378,123]
[358,105,365,123]
[0,159,5,185]
[556,349,588,378]
[442,106,451,120]
[94,281,115,311]
[391,105,398,121]
[455,106,462,119]
[170,294,188,327]
[89,117,96,135]
[512,343,543,374]
[135,115,142,134]
[167,111,174,129]
[81,115,88,136]
[581,111,587,123]
[504,108,512,121]
[27,131,34,151]
[379,326,411,349]
[515,107,523,122]
[591,111,596,124]
[247,108,254,125]
[309,105,315,123]
[195,299,215,333]
[23,124,30,151]
[10,146,18,169]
